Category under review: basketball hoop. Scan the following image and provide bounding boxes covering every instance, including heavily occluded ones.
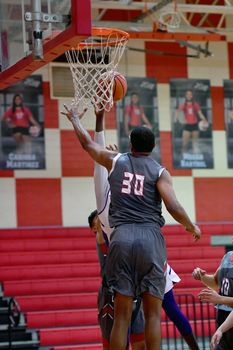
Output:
[158,11,181,31]
[65,27,129,112]
[158,0,180,32]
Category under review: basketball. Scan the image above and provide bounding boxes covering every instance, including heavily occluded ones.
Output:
[198,120,209,131]
[112,72,127,101]
[29,125,40,137]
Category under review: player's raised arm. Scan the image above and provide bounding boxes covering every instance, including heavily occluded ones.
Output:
[62,105,117,172]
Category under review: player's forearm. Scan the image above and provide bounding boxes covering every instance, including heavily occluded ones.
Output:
[142,114,151,126]
[198,111,207,121]
[95,111,104,132]
[218,296,233,307]
[94,131,109,211]
[29,116,39,126]
[200,274,218,289]
[218,311,233,333]
[71,115,94,150]
[166,201,195,232]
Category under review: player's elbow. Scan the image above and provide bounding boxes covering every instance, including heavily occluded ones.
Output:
[81,142,92,153]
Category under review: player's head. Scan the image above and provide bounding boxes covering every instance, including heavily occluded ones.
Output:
[13,94,23,106]
[185,89,193,101]
[88,209,100,234]
[12,94,23,111]
[130,92,140,105]
[130,126,155,153]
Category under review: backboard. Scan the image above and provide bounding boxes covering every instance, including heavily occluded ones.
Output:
[0,0,91,90]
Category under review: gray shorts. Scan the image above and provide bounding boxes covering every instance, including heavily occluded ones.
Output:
[105,223,167,299]
[97,285,114,346]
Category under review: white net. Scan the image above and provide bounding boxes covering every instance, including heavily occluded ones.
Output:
[65,27,129,112]
[158,11,181,31]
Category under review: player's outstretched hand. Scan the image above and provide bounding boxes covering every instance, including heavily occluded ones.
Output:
[198,288,221,304]
[106,144,118,152]
[192,267,206,280]
[61,104,87,122]
[210,329,222,350]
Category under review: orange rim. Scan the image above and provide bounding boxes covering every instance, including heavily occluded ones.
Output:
[75,27,129,49]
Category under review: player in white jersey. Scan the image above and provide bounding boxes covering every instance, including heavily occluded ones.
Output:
[91,109,199,350]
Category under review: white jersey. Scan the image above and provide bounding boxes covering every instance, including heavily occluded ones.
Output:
[94,131,113,242]
[93,131,180,291]
[165,263,181,293]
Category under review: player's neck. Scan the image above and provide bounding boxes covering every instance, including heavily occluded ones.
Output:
[131,150,150,156]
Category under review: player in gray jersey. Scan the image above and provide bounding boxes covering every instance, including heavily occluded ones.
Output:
[62,105,201,350]
[89,109,145,350]
[193,249,233,349]
[90,109,199,350]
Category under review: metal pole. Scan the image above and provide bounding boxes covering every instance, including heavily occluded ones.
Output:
[31,0,43,59]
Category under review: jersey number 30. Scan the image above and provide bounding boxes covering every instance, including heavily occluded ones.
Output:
[121,172,145,196]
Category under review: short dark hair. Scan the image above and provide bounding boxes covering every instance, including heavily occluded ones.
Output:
[88,209,98,228]
[130,126,155,153]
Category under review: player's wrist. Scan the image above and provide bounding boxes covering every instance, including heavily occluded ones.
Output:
[70,115,80,125]
[185,223,195,233]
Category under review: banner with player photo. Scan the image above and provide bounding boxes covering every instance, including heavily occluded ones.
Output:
[117,77,161,163]
[170,79,213,169]
[0,75,45,169]
[223,80,233,168]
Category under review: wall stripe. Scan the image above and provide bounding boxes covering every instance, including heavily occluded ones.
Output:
[211,86,225,131]
[145,42,188,83]
[194,177,233,222]
[16,179,62,226]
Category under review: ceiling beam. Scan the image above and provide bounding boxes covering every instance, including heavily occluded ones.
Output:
[91,1,233,15]
[126,31,224,41]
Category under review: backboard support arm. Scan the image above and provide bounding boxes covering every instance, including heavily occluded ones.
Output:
[25,0,70,60]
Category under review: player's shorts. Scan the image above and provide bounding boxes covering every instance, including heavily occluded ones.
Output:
[12,127,29,135]
[106,223,166,300]
[97,285,114,347]
[98,285,145,347]
[216,309,233,350]
[183,123,199,132]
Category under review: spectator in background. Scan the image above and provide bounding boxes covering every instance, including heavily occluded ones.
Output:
[2,94,40,153]
[175,89,208,155]
[124,92,152,136]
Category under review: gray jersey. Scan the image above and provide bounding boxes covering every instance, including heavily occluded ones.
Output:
[217,251,233,312]
[108,153,165,227]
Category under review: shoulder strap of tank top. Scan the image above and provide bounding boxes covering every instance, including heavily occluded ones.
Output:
[127,153,137,189]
